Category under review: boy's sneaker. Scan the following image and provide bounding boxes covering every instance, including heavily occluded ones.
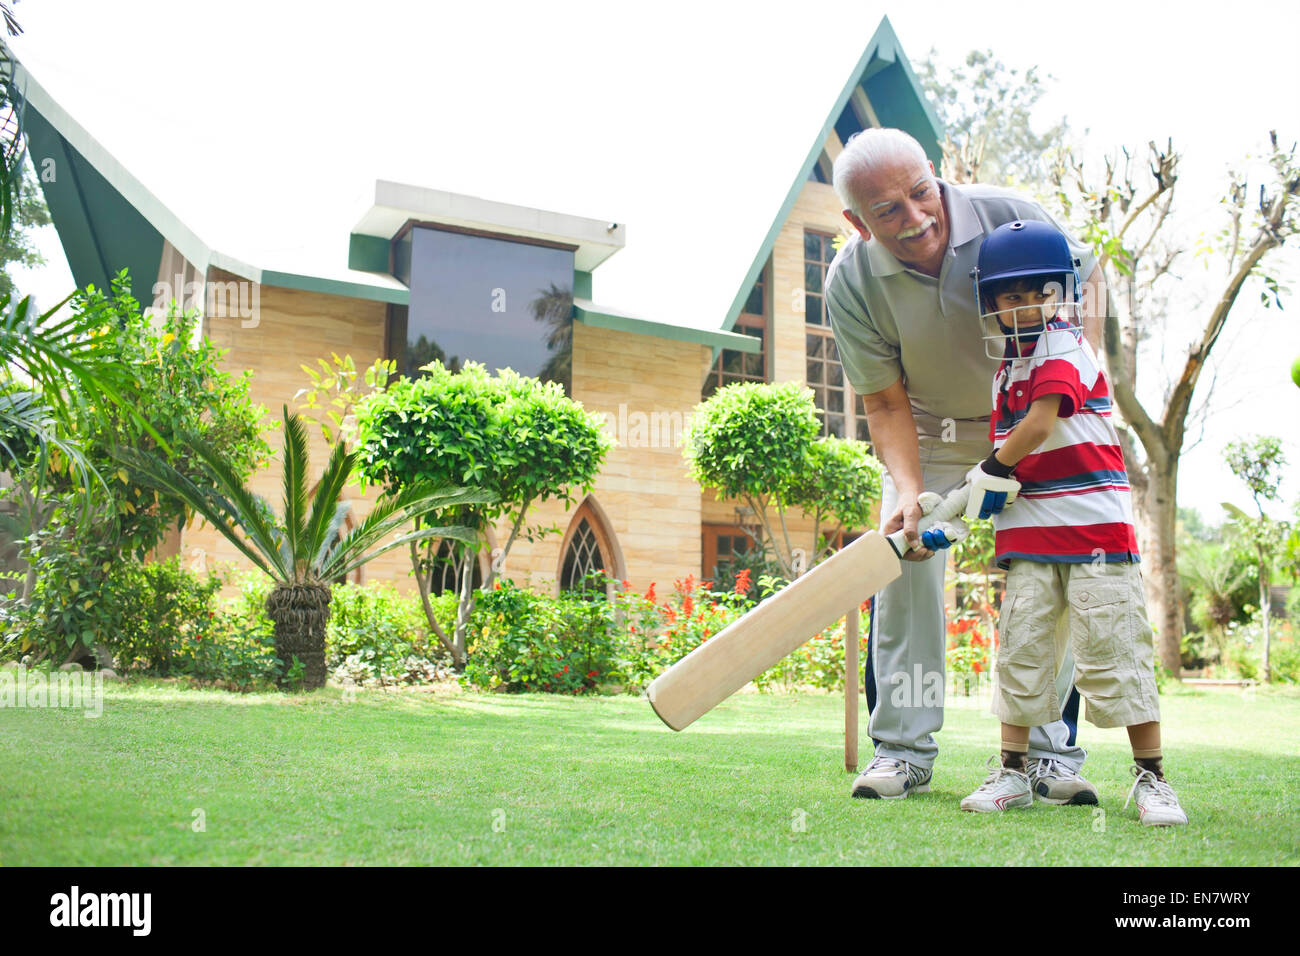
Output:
[1124,767,1189,826]
[960,756,1033,812]
[1025,757,1100,805]
[850,754,932,799]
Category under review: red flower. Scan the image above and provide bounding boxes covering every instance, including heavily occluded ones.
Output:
[587,670,598,678]
[973,661,984,674]
[682,595,694,618]
[562,665,569,673]
[734,568,752,595]
[622,579,631,590]
[644,582,657,602]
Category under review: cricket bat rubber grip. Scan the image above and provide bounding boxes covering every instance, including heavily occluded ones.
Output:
[885,481,970,556]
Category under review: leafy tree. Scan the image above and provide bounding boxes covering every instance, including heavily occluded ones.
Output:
[0,162,49,301]
[687,383,880,577]
[4,274,272,663]
[686,382,820,578]
[915,48,1068,188]
[1223,435,1291,682]
[782,434,883,563]
[122,408,488,689]
[1048,134,1299,676]
[294,352,395,451]
[354,361,612,667]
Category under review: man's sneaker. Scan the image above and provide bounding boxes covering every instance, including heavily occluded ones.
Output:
[960,756,1033,812]
[1124,766,1189,826]
[1025,757,1100,805]
[850,754,932,799]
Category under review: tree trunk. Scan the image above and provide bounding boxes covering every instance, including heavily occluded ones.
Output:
[266,582,332,690]
[1141,457,1182,677]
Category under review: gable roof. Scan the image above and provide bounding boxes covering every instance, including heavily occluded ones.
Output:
[716,16,943,334]
[8,12,939,342]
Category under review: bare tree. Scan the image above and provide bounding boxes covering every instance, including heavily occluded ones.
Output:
[1049,134,1300,674]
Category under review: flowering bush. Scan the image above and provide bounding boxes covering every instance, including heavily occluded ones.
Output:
[946,615,994,696]
[460,577,624,693]
[612,572,750,691]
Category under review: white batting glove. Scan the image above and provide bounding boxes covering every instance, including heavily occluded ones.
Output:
[964,457,1020,521]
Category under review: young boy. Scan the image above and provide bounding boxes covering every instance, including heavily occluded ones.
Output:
[959,220,1187,826]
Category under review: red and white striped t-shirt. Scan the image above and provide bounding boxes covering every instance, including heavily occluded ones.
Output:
[989,319,1141,569]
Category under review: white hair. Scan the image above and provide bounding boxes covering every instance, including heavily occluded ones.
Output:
[832,128,931,217]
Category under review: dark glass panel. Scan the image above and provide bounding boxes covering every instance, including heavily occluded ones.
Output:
[396,227,574,392]
[804,262,822,295]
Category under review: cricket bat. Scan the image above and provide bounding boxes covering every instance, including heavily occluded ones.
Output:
[647,483,970,732]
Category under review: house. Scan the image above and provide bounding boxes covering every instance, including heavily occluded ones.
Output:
[12,16,942,597]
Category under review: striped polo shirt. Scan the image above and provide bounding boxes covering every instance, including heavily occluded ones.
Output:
[989,319,1141,569]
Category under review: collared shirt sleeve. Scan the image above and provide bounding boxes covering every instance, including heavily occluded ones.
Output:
[826,277,901,396]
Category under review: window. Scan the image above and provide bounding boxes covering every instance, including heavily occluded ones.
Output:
[804,230,869,442]
[428,538,484,596]
[703,315,765,399]
[803,231,837,327]
[702,526,756,581]
[703,271,768,399]
[806,330,871,441]
[387,225,575,392]
[560,517,606,597]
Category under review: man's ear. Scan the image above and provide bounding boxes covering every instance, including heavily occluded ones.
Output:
[843,210,871,241]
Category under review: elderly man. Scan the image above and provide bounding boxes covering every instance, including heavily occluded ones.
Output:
[826,127,1107,803]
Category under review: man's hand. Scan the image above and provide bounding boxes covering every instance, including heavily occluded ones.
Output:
[964,456,1021,521]
[882,493,935,561]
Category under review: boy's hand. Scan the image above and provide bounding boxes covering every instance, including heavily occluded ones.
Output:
[964,457,1021,520]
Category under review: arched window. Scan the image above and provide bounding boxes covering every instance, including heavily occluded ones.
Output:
[429,538,485,596]
[557,497,624,597]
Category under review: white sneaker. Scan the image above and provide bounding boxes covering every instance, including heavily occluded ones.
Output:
[851,754,932,799]
[1124,766,1189,826]
[960,756,1033,812]
[1025,757,1100,805]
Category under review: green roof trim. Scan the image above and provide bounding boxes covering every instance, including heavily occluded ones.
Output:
[719,16,945,336]
[573,270,593,300]
[347,233,391,273]
[260,269,409,305]
[574,300,760,353]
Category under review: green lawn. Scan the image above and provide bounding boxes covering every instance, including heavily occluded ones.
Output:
[2,678,1297,865]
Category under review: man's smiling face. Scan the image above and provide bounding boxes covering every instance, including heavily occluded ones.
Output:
[843,158,949,277]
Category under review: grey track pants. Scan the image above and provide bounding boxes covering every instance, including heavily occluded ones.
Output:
[867,422,1087,772]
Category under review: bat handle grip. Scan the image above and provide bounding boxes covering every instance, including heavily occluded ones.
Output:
[885,481,971,557]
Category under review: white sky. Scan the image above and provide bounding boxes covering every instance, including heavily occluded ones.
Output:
[8,0,1300,521]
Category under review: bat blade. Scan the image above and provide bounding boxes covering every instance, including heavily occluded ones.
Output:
[646,531,902,731]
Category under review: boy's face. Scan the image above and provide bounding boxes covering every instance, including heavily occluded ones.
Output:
[991,284,1061,334]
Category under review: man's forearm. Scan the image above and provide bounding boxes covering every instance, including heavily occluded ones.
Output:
[863,390,922,496]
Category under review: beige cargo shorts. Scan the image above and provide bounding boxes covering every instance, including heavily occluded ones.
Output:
[994,560,1161,729]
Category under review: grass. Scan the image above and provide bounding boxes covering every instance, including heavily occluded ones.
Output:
[1,677,1297,865]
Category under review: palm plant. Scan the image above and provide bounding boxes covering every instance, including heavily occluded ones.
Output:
[119,407,494,689]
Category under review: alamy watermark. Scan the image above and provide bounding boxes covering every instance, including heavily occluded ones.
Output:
[0,665,103,718]
[593,403,694,449]
[152,274,260,328]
